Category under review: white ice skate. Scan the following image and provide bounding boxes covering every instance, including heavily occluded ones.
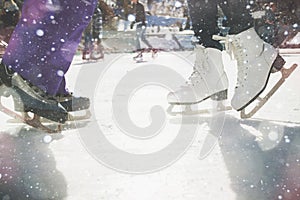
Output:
[213,28,297,118]
[167,45,230,115]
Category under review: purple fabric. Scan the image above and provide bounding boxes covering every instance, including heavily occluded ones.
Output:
[2,0,97,95]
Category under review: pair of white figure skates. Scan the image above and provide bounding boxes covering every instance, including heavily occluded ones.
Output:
[167,28,297,117]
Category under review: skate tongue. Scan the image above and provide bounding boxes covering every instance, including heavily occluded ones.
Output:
[212,35,235,60]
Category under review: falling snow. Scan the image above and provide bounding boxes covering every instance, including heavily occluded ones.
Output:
[57,70,64,77]
[36,29,44,37]
[0,51,299,200]
[0,1,299,199]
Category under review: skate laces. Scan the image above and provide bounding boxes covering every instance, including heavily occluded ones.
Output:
[187,47,207,80]
[229,38,248,87]
[185,69,200,86]
[213,35,244,64]
[213,35,247,88]
[184,47,211,86]
[194,46,210,72]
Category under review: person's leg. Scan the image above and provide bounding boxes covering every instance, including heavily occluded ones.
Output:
[219,0,253,34]
[140,26,152,48]
[90,7,104,60]
[135,25,142,50]
[219,0,285,111]
[83,23,93,60]
[167,45,229,105]
[2,0,98,96]
[187,0,223,50]
[167,0,229,105]
[0,0,97,122]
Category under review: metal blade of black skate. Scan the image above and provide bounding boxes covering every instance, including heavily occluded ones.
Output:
[0,99,61,133]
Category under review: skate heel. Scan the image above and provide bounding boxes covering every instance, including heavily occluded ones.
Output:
[271,54,286,73]
[10,86,68,123]
[0,63,68,123]
[210,89,227,101]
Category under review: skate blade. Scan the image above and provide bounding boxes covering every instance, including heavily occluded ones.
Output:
[241,63,298,119]
[133,55,143,63]
[8,110,91,123]
[0,100,62,133]
[167,103,232,116]
[41,110,91,123]
[6,117,89,132]
[133,48,160,63]
[82,58,102,63]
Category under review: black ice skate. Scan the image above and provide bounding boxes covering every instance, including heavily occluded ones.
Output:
[0,62,68,133]
[6,92,92,129]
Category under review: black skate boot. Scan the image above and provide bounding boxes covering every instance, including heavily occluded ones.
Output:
[0,62,68,123]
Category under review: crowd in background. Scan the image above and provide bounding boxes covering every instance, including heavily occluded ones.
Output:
[0,0,299,49]
[1,0,299,29]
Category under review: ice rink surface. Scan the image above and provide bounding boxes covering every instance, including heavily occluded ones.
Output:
[0,50,300,200]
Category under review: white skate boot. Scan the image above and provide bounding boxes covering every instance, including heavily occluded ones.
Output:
[225,28,279,111]
[167,45,229,115]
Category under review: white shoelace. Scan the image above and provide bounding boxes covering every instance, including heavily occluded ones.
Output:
[213,35,247,88]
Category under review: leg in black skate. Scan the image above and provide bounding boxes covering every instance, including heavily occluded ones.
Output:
[0,94,64,133]
[0,63,68,133]
[6,89,91,123]
[0,86,62,133]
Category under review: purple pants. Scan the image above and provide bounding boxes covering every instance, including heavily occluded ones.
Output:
[2,0,97,95]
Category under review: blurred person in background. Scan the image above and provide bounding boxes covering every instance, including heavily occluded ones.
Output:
[130,0,152,50]
[82,2,104,60]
